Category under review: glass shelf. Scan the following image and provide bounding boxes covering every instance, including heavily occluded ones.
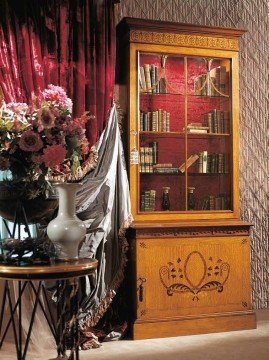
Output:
[139,131,231,138]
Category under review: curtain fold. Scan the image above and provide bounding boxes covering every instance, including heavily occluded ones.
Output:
[0,0,115,146]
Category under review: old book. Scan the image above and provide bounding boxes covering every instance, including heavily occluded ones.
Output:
[139,147,145,173]
[150,190,156,211]
[151,111,158,131]
[179,154,199,173]
[153,163,173,168]
[150,65,156,93]
[202,150,208,173]
[166,112,170,132]
[140,193,145,211]
[144,64,152,93]
[154,167,179,173]
[187,128,208,134]
[139,66,146,92]
[149,141,158,165]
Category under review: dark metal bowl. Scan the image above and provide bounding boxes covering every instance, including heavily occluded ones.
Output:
[0,183,58,224]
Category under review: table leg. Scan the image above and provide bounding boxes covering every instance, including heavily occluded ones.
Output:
[18,281,22,357]
[0,280,8,343]
[0,281,28,353]
[6,280,20,358]
[22,281,42,359]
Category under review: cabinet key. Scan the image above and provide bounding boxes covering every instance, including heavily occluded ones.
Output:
[137,277,147,302]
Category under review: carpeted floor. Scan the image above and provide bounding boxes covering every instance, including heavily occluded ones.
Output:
[1,310,269,359]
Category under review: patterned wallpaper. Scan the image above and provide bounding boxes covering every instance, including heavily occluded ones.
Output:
[115,0,269,309]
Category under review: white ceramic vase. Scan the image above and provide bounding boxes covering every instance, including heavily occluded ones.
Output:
[47,182,86,261]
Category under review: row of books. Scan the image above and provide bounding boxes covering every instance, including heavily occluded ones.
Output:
[201,194,230,210]
[140,190,156,211]
[197,151,229,174]
[203,110,230,134]
[194,66,229,96]
[139,149,229,174]
[139,64,167,93]
[140,110,170,132]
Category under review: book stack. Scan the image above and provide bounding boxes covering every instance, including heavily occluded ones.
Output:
[140,110,170,132]
[139,142,158,173]
[197,151,229,173]
[153,163,179,174]
[140,64,167,93]
[194,66,229,96]
[201,193,230,210]
[184,123,209,134]
[140,190,156,211]
[203,110,230,134]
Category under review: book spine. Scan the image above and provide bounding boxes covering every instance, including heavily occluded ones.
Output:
[155,66,160,93]
[140,111,143,131]
[140,147,145,173]
[166,112,170,132]
[148,147,153,173]
[149,141,158,165]
[150,65,156,94]
[212,109,218,133]
[144,64,152,93]
[198,152,203,173]
[139,66,146,92]
[140,192,145,211]
[202,150,208,173]
[158,109,163,132]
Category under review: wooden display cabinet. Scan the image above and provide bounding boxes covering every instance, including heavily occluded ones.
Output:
[117,17,256,339]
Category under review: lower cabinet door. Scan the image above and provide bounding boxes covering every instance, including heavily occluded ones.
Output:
[135,236,252,320]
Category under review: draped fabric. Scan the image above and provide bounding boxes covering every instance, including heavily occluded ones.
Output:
[0,0,116,146]
[77,104,132,330]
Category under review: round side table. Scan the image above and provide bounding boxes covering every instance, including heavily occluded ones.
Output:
[0,258,98,360]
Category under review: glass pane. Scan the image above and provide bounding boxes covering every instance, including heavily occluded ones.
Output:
[186,56,232,211]
[138,52,186,212]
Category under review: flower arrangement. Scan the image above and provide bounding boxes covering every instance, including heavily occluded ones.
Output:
[0,85,97,199]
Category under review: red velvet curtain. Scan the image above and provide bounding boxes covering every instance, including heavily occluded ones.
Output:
[0,0,116,146]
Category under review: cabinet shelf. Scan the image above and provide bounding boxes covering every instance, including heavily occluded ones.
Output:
[140,92,229,98]
[140,131,231,138]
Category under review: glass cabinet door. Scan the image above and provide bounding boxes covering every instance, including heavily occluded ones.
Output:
[137,52,232,213]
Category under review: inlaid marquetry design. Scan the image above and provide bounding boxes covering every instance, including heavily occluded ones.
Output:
[139,242,147,248]
[140,309,147,316]
[159,251,230,301]
[130,30,238,50]
[136,227,249,239]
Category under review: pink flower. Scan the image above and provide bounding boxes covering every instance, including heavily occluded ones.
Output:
[19,130,43,152]
[42,144,67,169]
[40,84,73,112]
